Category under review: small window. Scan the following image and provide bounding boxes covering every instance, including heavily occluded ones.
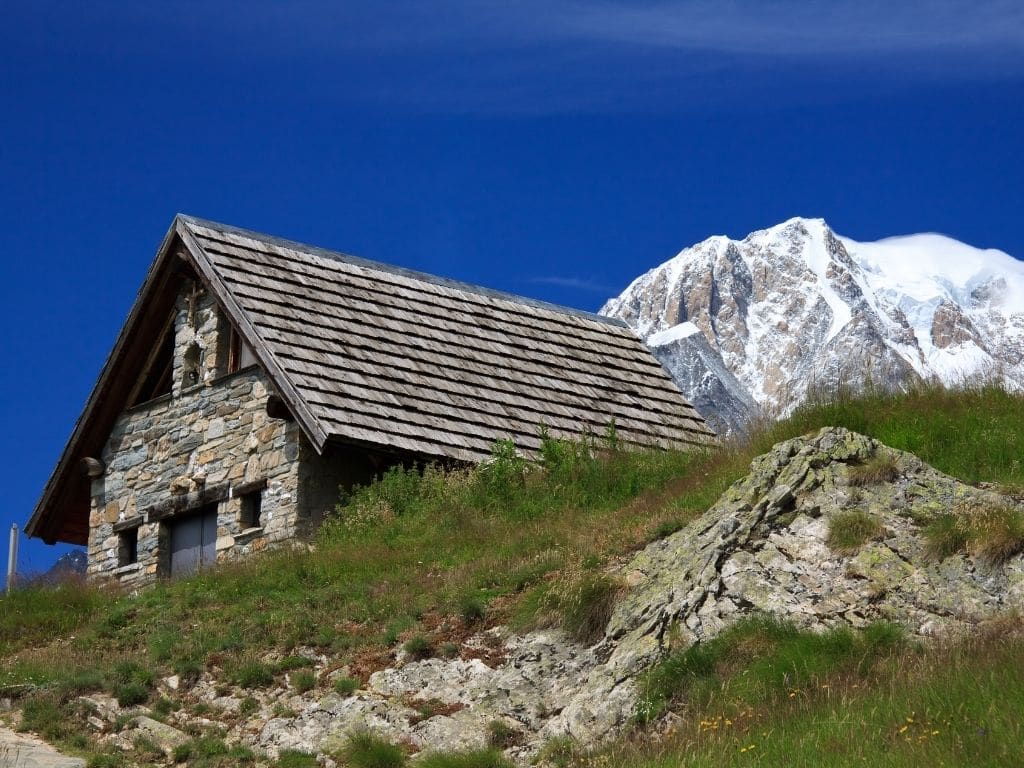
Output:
[118,528,139,567]
[240,491,262,529]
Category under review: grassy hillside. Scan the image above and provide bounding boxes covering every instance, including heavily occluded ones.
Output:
[2,383,1023,767]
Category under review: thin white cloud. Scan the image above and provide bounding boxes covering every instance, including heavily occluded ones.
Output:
[529,276,620,293]
[15,1,1024,113]
[553,0,1024,57]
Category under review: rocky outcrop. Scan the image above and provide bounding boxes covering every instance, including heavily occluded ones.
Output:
[67,429,1024,764]
[249,428,1024,761]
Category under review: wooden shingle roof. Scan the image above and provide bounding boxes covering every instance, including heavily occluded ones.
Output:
[28,215,713,545]
[181,216,714,462]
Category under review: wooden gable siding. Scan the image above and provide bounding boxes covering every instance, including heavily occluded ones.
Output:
[181,220,714,462]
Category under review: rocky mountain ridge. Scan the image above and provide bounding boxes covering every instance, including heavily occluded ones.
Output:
[601,218,1024,434]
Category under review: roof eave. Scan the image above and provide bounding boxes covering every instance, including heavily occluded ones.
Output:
[26,218,186,543]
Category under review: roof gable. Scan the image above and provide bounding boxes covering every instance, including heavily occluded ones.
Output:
[28,215,713,545]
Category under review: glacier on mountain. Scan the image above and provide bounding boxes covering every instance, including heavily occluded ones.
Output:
[601,217,1024,434]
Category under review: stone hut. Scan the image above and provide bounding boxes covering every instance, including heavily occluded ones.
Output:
[27,216,714,587]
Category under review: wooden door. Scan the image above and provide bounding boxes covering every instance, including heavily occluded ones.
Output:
[169,505,218,577]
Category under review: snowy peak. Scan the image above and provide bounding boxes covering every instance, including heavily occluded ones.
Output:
[602,218,1024,433]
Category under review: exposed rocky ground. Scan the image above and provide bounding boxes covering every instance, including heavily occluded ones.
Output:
[46,427,1024,764]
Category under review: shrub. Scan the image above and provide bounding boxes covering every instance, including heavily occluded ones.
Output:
[191,736,230,758]
[172,657,203,685]
[291,669,317,693]
[403,635,434,661]
[334,676,360,696]
[57,668,106,696]
[340,731,406,768]
[458,594,486,625]
[109,660,153,706]
[827,510,885,554]
[18,695,75,742]
[172,742,192,763]
[278,655,316,671]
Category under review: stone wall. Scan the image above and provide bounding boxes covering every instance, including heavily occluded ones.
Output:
[87,282,304,587]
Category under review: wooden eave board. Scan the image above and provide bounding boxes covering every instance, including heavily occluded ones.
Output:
[180,218,714,462]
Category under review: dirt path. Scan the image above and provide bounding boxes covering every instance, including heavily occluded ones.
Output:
[0,727,84,768]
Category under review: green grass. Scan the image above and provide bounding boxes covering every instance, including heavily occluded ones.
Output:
[636,615,906,725]
[339,731,406,768]
[586,620,1024,768]
[827,510,886,554]
[924,503,1024,565]
[0,580,104,656]
[416,750,514,768]
[333,676,360,696]
[290,668,317,693]
[3,384,1023,766]
[846,453,902,486]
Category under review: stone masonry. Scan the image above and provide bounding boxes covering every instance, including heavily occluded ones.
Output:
[86,282,338,587]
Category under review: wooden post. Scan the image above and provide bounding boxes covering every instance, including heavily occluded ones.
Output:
[6,524,16,593]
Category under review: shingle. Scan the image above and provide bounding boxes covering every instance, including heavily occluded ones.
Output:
[181,217,715,462]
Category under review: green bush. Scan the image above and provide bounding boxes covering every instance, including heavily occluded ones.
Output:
[239,696,259,716]
[278,654,316,671]
[230,659,276,688]
[334,676,360,696]
[458,594,486,625]
[340,731,406,768]
[291,669,317,693]
[18,695,75,742]
[403,635,434,661]
[109,660,153,706]
[87,753,127,768]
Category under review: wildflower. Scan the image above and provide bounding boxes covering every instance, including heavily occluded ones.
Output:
[898,725,909,734]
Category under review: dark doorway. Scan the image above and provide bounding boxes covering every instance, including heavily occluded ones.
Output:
[169,505,217,577]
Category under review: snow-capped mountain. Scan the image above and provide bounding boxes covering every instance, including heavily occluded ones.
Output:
[601,217,1024,435]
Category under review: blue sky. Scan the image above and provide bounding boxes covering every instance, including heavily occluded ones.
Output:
[2,1,1022,574]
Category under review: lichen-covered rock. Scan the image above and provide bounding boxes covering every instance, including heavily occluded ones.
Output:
[548,427,1024,743]
[254,427,1024,763]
